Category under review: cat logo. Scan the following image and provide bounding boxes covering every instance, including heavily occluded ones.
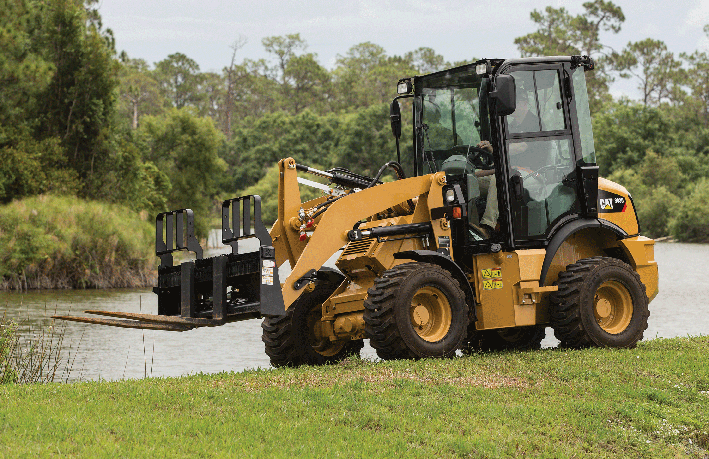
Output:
[600,198,614,210]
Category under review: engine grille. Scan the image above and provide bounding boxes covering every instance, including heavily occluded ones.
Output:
[342,239,375,257]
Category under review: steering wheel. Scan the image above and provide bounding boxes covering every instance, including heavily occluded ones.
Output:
[465,146,495,170]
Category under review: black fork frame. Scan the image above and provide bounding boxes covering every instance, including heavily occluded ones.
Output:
[153,195,285,323]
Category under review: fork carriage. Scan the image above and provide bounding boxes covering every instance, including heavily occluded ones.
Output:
[56,196,285,331]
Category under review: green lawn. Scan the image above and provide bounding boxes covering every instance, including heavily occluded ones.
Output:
[1,337,708,458]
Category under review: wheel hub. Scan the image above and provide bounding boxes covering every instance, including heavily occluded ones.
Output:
[410,286,451,342]
[595,298,612,318]
[412,305,430,326]
[594,280,633,334]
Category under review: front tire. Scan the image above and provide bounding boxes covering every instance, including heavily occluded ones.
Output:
[550,257,649,349]
[363,262,468,360]
[262,271,363,367]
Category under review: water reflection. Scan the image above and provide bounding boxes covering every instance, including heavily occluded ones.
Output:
[1,242,707,381]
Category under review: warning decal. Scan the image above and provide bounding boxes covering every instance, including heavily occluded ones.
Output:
[481,267,503,290]
[482,279,504,290]
[261,265,274,285]
[482,268,502,279]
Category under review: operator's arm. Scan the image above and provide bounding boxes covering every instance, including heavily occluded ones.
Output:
[474,141,496,177]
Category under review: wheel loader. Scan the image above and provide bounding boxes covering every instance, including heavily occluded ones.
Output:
[56,55,659,367]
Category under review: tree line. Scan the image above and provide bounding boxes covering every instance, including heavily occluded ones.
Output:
[1,0,707,241]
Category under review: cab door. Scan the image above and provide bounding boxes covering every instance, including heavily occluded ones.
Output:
[502,65,579,243]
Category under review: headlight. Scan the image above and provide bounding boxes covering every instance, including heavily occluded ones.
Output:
[397,79,412,94]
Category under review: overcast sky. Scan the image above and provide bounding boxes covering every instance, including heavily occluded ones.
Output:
[97,0,709,99]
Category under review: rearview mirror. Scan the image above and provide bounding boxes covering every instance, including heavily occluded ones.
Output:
[490,75,516,117]
[390,100,402,139]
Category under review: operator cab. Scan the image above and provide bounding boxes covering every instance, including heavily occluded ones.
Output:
[393,56,599,257]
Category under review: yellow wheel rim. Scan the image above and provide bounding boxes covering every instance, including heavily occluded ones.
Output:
[410,286,451,342]
[594,280,633,334]
[307,306,345,357]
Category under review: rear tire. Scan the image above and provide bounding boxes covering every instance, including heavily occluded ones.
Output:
[463,325,545,353]
[262,271,363,367]
[550,257,649,349]
[363,262,468,360]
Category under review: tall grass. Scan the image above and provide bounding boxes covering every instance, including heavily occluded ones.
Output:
[0,194,155,289]
[0,313,66,384]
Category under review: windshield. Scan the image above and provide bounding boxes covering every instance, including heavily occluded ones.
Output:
[415,67,490,175]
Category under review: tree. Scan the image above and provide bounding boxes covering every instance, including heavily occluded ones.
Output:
[262,33,307,86]
[592,101,674,173]
[229,110,340,191]
[613,39,681,106]
[0,0,54,140]
[514,1,625,110]
[223,37,247,139]
[117,56,164,129]
[198,71,226,120]
[139,109,227,236]
[332,43,415,110]
[260,34,330,113]
[679,26,709,125]
[405,47,447,74]
[284,53,330,113]
[154,53,203,109]
[35,0,120,194]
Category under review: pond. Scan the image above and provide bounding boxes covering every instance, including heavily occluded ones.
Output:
[1,242,707,382]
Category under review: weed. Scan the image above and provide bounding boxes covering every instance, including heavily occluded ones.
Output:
[0,313,67,384]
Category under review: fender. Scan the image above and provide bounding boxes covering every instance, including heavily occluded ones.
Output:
[394,250,477,321]
[539,218,628,286]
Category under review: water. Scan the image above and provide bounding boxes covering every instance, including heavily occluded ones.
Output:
[1,242,707,382]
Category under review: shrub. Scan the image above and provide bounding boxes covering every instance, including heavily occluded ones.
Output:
[635,186,680,238]
[670,178,709,242]
[0,195,155,289]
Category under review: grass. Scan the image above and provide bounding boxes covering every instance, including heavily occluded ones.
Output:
[0,194,155,290]
[0,314,67,384]
[0,336,707,457]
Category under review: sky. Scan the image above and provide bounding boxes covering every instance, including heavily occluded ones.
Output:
[97,0,709,99]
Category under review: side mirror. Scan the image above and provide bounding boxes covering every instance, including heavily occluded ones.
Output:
[390,100,402,139]
[490,75,516,117]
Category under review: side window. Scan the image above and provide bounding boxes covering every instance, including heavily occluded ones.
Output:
[506,70,565,134]
[536,70,564,131]
[572,68,596,164]
[507,71,539,134]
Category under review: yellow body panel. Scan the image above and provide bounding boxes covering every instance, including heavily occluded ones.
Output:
[619,236,659,301]
[472,249,554,330]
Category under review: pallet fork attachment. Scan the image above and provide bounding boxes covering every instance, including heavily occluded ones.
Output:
[54,196,286,331]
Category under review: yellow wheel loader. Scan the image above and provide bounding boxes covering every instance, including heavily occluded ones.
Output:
[57,55,658,367]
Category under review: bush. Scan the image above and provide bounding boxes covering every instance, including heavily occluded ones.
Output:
[0,195,155,289]
[635,186,680,238]
[670,178,709,242]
